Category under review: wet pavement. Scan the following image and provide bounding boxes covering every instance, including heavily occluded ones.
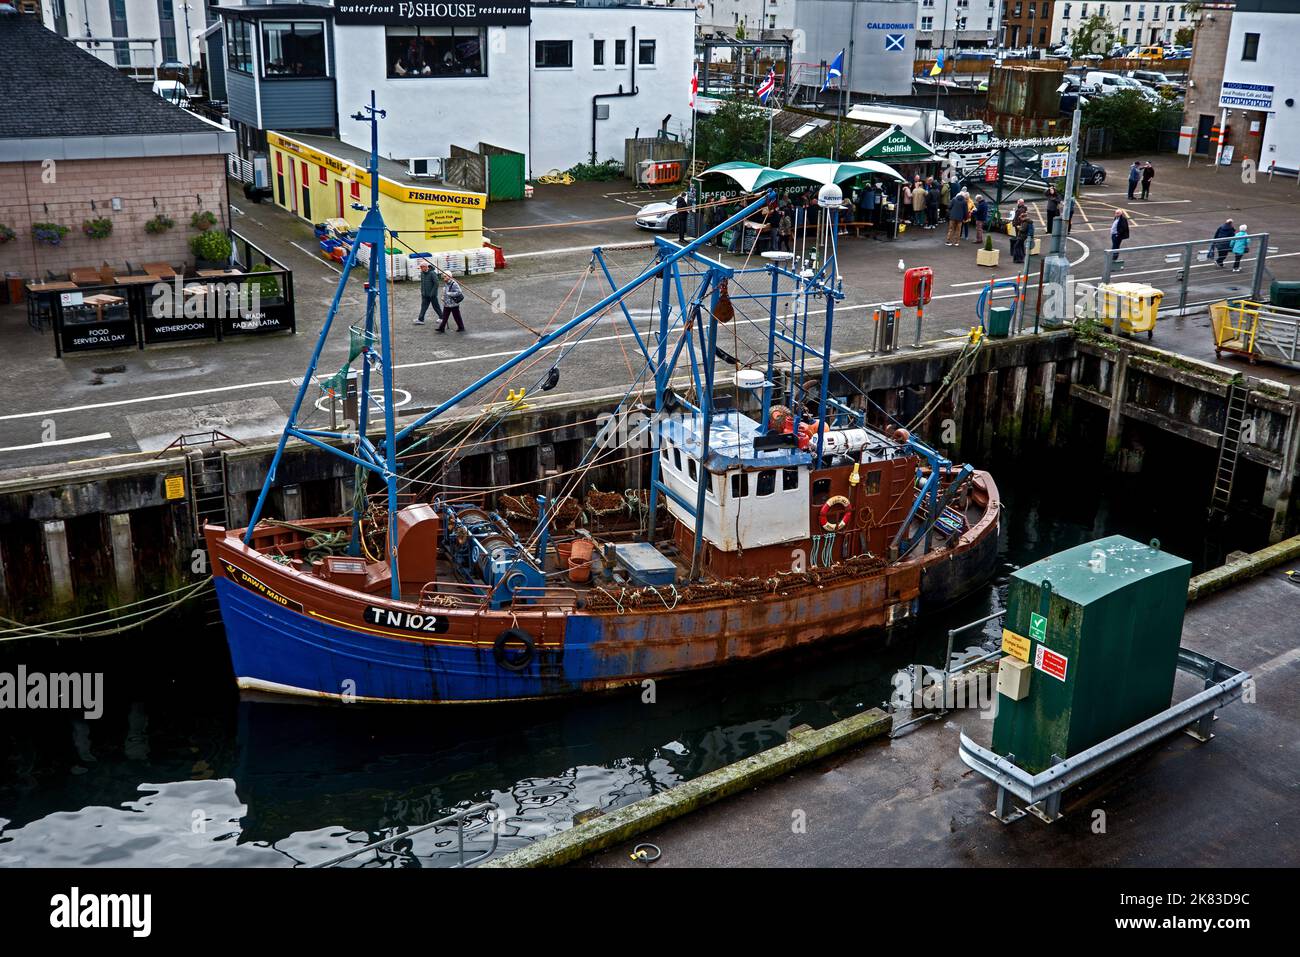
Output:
[582,568,1300,868]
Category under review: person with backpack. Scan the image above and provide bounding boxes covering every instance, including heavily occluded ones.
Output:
[437,274,466,332]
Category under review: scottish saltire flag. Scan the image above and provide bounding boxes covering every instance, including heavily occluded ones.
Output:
[757,68,776,104]
[820,49,845,93]
[690,65,698,109]
[930,50,945,77]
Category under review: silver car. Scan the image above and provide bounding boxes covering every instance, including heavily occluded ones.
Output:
[635,201,682,232]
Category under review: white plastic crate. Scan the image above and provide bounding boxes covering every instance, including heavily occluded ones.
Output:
[462,247,495,276]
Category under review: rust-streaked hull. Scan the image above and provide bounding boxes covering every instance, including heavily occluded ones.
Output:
[206,474,1001,704]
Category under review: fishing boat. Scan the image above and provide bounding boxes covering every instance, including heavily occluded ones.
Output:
[205,97,1002,705]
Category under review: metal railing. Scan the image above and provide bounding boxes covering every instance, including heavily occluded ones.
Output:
[311,802,499,868]
[959,647,1251,823]
[1097,232,1271,315]
[891,608,1005,736]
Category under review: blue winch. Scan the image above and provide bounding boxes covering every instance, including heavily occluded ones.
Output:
[440,504,544,608]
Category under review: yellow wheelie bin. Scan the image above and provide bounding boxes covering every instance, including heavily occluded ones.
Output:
[1098,282,1163,338]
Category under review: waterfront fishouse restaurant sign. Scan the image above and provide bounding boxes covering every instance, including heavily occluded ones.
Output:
[332,0,531,26]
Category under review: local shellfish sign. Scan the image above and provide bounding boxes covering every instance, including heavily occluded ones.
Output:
[332,0,532,26]
[49,888,151,938]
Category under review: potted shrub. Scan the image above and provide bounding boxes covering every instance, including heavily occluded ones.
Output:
[83,216,114,240]
[0,223,15,245]
[190,229,233,268]
[977,233,1000,267]
[191,210,218,232]
[32,222,70,246]
[144,214,175,235]
[248,262,281,303]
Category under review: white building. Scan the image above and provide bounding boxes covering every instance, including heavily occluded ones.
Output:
[1051,1,1192,49]
[1216,0,1299,171]
[41,0,212,68]
[915,0,1000,50]
[697,0,798,36]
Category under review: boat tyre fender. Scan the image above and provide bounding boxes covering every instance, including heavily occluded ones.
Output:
[821,495,852,532]
[494,628,535,672]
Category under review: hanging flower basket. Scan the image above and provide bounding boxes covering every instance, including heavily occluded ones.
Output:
[83,217,114,240]
[191,210,218,232]
[144,214,175,235]
[0,223,15,245]
[32,222,70,246]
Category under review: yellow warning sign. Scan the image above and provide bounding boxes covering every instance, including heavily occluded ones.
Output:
[164,475,185,500]
[424,207,464,239]
[1002,628,1032,662]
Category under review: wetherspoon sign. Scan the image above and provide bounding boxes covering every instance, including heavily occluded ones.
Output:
[332,0,531,26]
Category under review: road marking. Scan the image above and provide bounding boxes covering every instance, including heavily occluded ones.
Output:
[509,240,656,260]
[0,432,112,453]
[291,241,342,275]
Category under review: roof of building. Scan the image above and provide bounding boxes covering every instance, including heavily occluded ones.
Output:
[0,13,216,140]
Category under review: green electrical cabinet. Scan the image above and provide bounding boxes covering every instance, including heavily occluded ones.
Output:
[992,535,1192,774]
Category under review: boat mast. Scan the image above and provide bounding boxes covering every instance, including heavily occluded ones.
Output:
[242,93,404,599]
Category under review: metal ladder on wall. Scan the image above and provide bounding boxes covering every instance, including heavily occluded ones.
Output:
[1209,379,1248,519]
[187,446,231,626]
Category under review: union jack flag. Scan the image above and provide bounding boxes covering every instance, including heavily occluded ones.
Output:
[756,68,776,105]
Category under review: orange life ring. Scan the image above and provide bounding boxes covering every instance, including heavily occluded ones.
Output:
[820,495,852,532]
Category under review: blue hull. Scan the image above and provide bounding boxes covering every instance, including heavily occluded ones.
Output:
[216,578,590,703]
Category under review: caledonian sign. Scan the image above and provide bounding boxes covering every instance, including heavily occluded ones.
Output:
[268,132,487,210]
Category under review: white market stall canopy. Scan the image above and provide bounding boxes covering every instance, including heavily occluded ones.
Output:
[780,157,905,185]
[698,161,808,191]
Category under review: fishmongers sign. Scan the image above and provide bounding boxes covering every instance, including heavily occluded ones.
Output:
[1219,81,1274,111]
[333,0,531,26]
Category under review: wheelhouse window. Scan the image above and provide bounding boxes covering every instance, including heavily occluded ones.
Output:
[227,18,253,74]
[730,472,749,499]
[782,468,800,491]
[535,39,573,68]
[756,469,776,497]
[263,21,327,78]
[387,26,487,77]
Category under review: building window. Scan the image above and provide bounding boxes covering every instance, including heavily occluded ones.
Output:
[110,0,125,19]
[638,39,656,65]
[1242,32,1259,61]
[1121,27,1129,41]
[1062,3,1070,18]
[614,38,626,65]
[162,36,177,61]
[263,22,327,77]
[921,16,933,30]
[1080,2,1088,15]
[160,0,173,20]
[1166,5,1173,20]
[535,39,573,69]
[1137,4,1144,20]
[350,180,360,200]
[227,18,253,74]
[1123,3,1131,18]
[593,38,604,66]
[767,14,776,28]
[388,26,487,77]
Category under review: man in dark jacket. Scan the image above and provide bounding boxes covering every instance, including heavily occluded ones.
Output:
[414,260,440,325]
[1045,187,1060,238]
[1140,162,1155,200]
[675,192,689,243]
[1110,208,1130,261]
[925,177,940,229]
[1127,161,1141,201]
[1212,218,1236,266]
[945,191,968,246]
[1011,200,1030,263]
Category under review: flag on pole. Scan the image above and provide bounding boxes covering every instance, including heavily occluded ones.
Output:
[756,67,776,104]
[820,49,845,93]
[929,50,945,77]
[690,65,698,109]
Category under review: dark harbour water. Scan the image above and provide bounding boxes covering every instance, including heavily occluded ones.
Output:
[0,445,1268,867]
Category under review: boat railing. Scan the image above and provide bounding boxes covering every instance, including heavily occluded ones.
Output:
[509,586,580,612]
[418,581,493,610]
[309,801,500,868]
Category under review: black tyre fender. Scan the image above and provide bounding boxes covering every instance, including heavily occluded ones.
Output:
[494,628,535,672]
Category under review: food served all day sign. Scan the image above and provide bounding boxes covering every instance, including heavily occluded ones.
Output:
[332,0,531,26]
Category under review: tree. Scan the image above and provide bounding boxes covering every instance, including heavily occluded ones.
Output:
[1174,26,1194,47]
[1082,89,1182,153]
[1070,12,1116,58]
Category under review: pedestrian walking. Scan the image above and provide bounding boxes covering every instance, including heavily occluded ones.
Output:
[1127,161,1141,201]
[1110,208,1130,262]
[1011,199,1030,263]
[1212,218,1235,267]
[973,194,989,243]
[414,260,441,325]
[946,190,968,246]
[1230,225,1250,272]
[1140,162,1155,200]
[437,276,466,332]
[925,178,940,229]
[1045,187,1060,237]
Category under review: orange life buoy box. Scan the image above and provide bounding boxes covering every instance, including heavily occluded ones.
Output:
[820,495,852,532]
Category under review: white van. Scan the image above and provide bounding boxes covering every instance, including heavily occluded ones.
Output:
[151,80,190,107]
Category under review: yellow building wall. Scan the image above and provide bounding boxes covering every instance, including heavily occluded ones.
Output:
[267,133,486,256]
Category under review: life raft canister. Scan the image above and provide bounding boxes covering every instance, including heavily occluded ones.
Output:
[820,495,852,532]
[494,628,535,672]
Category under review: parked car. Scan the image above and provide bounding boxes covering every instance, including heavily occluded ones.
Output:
[1134,45,1165,60]
[1076,159,1107,185]
[151,79,190,107]
[635,201,681,232]
[1129,69,1186,96]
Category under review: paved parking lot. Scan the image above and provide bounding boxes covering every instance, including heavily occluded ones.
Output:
[2,157,1298,473]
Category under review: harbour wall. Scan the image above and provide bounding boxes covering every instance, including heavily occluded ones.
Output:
[1,330,1297,624]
